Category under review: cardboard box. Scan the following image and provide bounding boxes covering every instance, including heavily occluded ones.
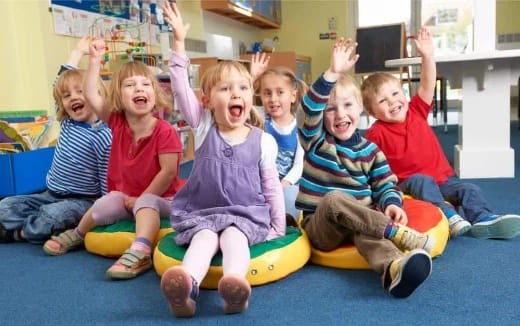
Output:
[0,147,55,198]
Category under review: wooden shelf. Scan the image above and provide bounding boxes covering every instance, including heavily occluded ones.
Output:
[201,0,280,29]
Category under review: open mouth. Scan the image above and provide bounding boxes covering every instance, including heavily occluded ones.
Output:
[133,96,148,105]
[390,105,402,114]
[71,103,84,113]
[335,121,351,131]
[229,104,243,119]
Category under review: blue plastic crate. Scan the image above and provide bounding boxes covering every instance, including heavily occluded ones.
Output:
[0,147,55,198]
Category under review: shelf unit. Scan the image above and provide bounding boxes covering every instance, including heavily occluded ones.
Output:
[201,0,281,29]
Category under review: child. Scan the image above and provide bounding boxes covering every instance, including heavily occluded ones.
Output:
[362,27,520,239]
[250,54,308,222]
[0,36,111,244]
[43,38,183,280]
[297,38,435,298]
[160,1,285,317]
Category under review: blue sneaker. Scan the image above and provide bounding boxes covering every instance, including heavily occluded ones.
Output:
[471,214,520,239]
[388,249,432,298]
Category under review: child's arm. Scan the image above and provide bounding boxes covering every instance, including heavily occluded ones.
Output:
[163,1,205,128]
[65,36,90,68]
[415,27,436,105]
[250,52,270,84]
[298,39,359,150]
[368,148,405,220]
[141,152,180,195]
[281,139,304,186]
[84,38,111,122]
[261,135,286,240]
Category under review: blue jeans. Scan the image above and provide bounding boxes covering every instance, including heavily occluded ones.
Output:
[398,174,492,224]
[283,184,301,221]
[0,190,94,243]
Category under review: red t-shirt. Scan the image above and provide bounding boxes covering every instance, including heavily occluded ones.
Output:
[365,95,454,185]
[107,113,182,197]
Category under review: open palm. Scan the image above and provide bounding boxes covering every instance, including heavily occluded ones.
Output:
[329,38,359,74]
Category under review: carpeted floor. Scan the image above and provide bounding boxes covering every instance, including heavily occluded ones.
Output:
[1,123,519,326]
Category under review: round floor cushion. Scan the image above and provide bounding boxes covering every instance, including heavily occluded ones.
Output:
[85,218,173,258]
[153,226,311,289]
[310,197,450,269]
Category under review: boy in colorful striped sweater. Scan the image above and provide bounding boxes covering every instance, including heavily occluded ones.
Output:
[296,38,435,298]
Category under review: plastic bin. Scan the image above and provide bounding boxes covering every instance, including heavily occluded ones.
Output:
[0,147,55,198]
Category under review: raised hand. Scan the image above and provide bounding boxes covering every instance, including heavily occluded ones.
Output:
[330,38,359,74]
[89,38,106,60]
[163,1,191,46]
[414,27,434,58]
[66,35,93,67]
[250,52,271,83]
[75,36,91,56]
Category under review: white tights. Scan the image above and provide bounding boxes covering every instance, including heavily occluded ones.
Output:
[182,226,250,284]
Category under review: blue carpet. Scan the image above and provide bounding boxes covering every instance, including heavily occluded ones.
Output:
[1,123,520,325]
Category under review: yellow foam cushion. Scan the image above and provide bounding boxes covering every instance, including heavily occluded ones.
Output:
[85,219,173,258]
[310,197,449,269]
[154,226,311,289]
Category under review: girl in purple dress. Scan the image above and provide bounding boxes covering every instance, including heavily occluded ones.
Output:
[161,2,285,317]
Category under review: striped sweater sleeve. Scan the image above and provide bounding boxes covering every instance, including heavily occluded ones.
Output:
[368,146,403,211]
[297,74,335,151]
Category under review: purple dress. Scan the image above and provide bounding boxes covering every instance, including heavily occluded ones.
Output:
[171,124,271,246]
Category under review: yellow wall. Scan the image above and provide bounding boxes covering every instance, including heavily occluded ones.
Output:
[261,0,349,81]
[496,0,520,34]
[0,0,205,116]
[1,0,516,117]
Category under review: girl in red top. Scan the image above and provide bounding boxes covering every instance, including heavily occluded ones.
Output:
[43,38,182,280]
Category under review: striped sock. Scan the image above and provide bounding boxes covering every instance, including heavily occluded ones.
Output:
[130,237,152,255]
[384,221,399,239]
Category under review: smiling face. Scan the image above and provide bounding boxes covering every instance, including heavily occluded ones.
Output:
[366,79,408,123]
[54,70,97,123]
[259,73,296,123]
[120,75,156,117]
[324,77,363,141]
[203,66,253,133]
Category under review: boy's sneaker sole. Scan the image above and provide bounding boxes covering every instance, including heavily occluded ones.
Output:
[389,249,432,298]
[471,215,520,239]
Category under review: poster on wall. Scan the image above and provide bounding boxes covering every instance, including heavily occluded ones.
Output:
[49,0,171,45]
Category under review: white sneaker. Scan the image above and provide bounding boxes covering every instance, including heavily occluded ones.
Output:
[448,214,471,237]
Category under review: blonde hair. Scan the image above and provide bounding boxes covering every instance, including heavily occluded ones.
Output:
[255,66,309,116]
[53,69,107,121]
[330,74,362,108]
[108,60,171,114]
[199,60,264,129]
[360,72,400,115]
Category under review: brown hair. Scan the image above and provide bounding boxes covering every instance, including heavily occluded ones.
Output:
[53,69,107,121]
[360,72,400,115]
[255,66,309,116]
[199,60,264,129]
[108,60,171,114]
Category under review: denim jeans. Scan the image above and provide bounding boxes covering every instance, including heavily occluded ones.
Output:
[399,174,492,223]
[0,190,94,243]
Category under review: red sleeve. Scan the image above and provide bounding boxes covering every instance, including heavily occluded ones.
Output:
[156,119,183,155]
[409,94,433,120]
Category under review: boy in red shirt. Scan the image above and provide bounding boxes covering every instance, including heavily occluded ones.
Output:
[363,27,520,239]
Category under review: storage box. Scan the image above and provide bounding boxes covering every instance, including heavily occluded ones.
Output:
[0,147,55,198]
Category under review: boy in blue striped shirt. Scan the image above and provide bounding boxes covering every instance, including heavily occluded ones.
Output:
[0,37,111,244]
[297,39,435,298]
